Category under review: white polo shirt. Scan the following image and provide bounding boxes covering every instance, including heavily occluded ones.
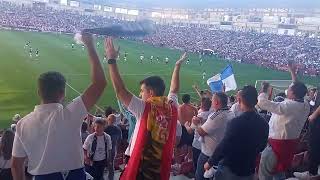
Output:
[200,109,235,157]
[125,93,178,156]
[258,93,310,139]
[12,97,87,175]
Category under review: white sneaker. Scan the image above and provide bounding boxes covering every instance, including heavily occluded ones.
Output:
[204,166,217,178]
[293,171,311,180]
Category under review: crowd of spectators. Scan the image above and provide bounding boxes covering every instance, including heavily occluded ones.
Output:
[0,1,320,180]
[1,1,319,76]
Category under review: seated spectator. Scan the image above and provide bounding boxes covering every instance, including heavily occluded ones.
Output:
[294,106,320,179]
[83,119,112,180]
[0,130,14,180]
[258,64,310,180]
[178,94,198,147]
[193,92,235,180]
[81,122,90,143]
[204,85,269,180]
[185,97,212,173]
[104,114,122,180]
[11,33,106,180]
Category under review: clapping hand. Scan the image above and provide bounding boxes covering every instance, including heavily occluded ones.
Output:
[104,37,120,60]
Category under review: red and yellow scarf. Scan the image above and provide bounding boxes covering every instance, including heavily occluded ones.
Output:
[120,96,178,180]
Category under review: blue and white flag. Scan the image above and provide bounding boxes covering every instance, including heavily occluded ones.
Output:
[207,65,237,93]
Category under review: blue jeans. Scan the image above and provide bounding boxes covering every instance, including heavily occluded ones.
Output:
[108,148,116,180]
[258,146,286,180]
[34,168,86,180]
[195,152,210,180]
[215,164,254,180]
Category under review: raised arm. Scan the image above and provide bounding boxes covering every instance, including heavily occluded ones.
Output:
[81,33,107,111]
[169,52,187,94]
[192,84,202,98]
[309,106,320,122]
[105,37,133,107]
[288,61,297,82]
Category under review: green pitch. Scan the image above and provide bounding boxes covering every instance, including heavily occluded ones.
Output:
[0,30,318,128]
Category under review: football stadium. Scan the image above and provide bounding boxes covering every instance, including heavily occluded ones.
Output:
[0,0,320,179]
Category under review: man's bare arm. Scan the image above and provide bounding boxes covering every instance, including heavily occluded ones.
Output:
[81,33,107,111]
[169,52,187,94]
[11,156,26,180]
[105,37,133,107]
[288,61,297,82]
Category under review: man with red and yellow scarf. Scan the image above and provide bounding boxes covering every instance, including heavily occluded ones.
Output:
[105,37,188,180]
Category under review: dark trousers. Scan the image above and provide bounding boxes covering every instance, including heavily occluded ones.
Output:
[34,168,86,180]
[192,147,201,172]
[195,153,210,180]
[108,149,116,180]
[309,117,320,175]
[0,168,13,180]
[178,126,194,147]
[86,160,107,180]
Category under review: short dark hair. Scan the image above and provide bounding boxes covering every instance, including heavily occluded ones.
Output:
[0,130,14,160]
[140,76,165,96]
[182,94,191,104]
[229,95,236,103]
[214,92,228,108]
[291,81,308,99]
[38,71,66,101]
[239,85,258,108]
[104,106,114,117]
[94,118,105,126]
[81,122,88,132]
[201,97,212,111]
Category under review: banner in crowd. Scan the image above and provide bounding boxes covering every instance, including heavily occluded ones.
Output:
[207,65,237,92]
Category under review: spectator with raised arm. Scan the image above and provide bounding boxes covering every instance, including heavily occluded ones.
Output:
[11,33,106,180]
[258,63,310,180]
[105,37,187,180]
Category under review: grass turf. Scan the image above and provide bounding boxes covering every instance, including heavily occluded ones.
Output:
[0,30,318,128]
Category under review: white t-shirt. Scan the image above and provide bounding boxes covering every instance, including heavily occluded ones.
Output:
[192,110,212,150]
[230,102,242,117]
[12,97,87,175]
[200,110,235,156]
[125,93,178,156]
[83,133,112,161]
[258,93,310,139]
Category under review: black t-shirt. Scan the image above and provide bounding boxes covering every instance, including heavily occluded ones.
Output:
[208,111,269,176]
[105,125,122,150]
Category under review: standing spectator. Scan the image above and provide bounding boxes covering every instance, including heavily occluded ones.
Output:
[185,97,212,173]
[294,106,320,179]
[106,37,187,179]
[258,64,310,180]
[230,90,243,117]
[83,119,112,180]
[193,92,235,180]
[11,33,106,180]
[104,114,122,180]
[204,86,269,180]
[117,99,136,143]
[0,130,14,180]
[81,122,90,144]
[178,94,198,147]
